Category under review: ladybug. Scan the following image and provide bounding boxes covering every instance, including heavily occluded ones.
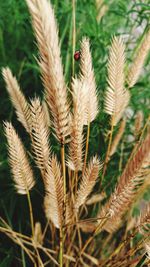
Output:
[74,50,81,61]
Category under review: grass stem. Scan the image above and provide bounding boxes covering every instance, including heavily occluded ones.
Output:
[26,190,34,237]
[72,0,76,76]
[59,228,63,267]
[82,122,90,175]
[60,144,66,266]
[101,118,114,184]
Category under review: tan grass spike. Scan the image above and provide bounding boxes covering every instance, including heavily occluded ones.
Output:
[26,0,70,144]
[99,131,150,233]
[104,36,130,126]
[127,30,150,88]
[74,156,102,213]
[80,37,99,124]
[4,122,35,194]
[44,155,63,229]
[68,78,88,171]
[30,98,51,176]
[2,67,31,133]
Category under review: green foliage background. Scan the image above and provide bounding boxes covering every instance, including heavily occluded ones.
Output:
[0,0,150,265]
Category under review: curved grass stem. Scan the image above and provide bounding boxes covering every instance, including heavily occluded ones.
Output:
[101,117,114,184]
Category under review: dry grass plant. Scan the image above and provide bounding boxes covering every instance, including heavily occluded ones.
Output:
[1,0,150,266]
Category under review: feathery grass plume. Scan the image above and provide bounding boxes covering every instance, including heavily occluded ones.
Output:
[33,222,43,246]
[133,174,150,204]
[95,0,108,23]
[4,122,35,194]
[104,36,130,126]
[42,100,51,127]
[30,98,51,176]
[99,131,150,233]
[138,205,150,262]
[134,111,143,138]
[68,78,88,171]
[145,242,150,260]
[139,203,150,235]
[109,118,126,157]
[65,193,74,225]
[86,193,105,205]
[127,30,150,88]
[80,37,99,124]
[78,221,97,233]
[74,156,102,213]
[26,0,70,144]
[2,67,31,133]
[44,155,63,229]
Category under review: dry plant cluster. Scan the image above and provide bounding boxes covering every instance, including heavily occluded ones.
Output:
[1,0,150,266]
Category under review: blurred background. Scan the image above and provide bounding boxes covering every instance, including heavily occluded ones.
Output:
[0,0,150,265]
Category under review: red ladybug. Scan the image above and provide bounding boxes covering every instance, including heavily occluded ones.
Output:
[74,50,81,61]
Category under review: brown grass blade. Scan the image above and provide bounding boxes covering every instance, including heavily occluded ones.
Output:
[4,122,35,194]
[104,36,130,126]
[44,155,63,229]
[2,67,31,133]
[74,156,102,213]
[80,37,99,124]
[26,0,70,144]
[127,30,150,88]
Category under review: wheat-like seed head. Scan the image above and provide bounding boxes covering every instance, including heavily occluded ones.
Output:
[42,100,51,127]
[134,111,143,138]
[44,155,63,229]
[80,37,99,124]
[104,36,130,126]
[99,131,150,233]
[139,204,150,260]
[30,98,51,176]
[139,203,150,235]
[133,173,150,203]
[4,122,35,194]
[68,78,88,171]
[127,30,150,88]
[2,67,31,133]
[74,156,102,213]
[33,222,43,246]
[117,131,150,193]
[26,0,70,144]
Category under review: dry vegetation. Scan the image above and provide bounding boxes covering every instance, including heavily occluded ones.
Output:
[1,0,150,266]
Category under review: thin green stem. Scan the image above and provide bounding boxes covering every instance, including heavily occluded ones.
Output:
[26,190,34,237]
[61,145,66,205]
[59,227,64,267]
[60,144,66,266]
[72,0,76,76]
[82,122,90,176]
[101,118,114,184]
